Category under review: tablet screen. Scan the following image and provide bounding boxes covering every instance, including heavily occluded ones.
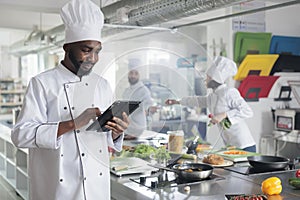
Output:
[86,100,141,131]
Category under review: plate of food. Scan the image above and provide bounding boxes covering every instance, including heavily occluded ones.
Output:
[200,154,234,167]
[216,150,260,162]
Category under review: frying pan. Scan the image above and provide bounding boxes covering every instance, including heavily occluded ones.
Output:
[150,163,213,181]
[247,155,290,170]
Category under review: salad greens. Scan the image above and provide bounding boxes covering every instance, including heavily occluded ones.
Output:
[120,144,170,161]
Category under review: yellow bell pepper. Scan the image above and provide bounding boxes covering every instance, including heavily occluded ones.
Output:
[261,177,282,195]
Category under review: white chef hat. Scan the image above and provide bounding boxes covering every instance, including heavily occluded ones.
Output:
[60,0,104,44]
[128,58,141,72]
[206,56,237,84]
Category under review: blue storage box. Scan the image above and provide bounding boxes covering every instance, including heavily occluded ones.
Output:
[269,35,300,56]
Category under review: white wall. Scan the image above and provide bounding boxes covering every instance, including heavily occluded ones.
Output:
[265,4,300,37]
[248,5,300,152]
[0,28,28,79]
[206,5,300,152]
[0,46,19,79]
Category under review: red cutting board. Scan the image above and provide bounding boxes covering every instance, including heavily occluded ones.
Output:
[238,75,279,99]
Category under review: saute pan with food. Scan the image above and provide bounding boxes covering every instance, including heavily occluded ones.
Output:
[150,163,213,181]
[247,155,290,170]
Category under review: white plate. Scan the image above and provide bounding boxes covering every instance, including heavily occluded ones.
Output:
[199,159,234,167]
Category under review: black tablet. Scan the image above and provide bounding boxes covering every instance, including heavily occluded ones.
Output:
[86,100,141,131]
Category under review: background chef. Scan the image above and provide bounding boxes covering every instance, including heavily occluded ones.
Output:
[166,56,256,152]
[122,58,154,139]
[11,0,128,199]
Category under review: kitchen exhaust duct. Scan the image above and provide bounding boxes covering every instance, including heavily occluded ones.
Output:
[10,0,248,55]
[11,0,299,56]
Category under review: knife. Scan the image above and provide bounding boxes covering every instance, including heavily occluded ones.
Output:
[111,165,141,172]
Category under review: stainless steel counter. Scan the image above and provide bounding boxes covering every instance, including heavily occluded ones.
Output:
[110,164,300,200]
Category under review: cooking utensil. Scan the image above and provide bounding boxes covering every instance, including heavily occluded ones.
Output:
[111,165,142,172]
[149,163,213,181]
[201,127,224,158]
[247,155,290,170]
[186,136,199,154]
[166,154,182,168]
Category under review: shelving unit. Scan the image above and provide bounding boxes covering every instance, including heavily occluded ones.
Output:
[0,79,25,114]
[0,124,28,200]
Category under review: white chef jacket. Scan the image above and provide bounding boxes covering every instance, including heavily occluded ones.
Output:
[122,81,153,136]
[11,64,123,200]
[180,84,255,149]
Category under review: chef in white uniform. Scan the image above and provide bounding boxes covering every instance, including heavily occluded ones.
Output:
[11,0,128,200]
[166,56,256,152]
[122,59,154,138]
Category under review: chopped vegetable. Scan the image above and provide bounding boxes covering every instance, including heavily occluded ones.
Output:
[133,144,157,159]
[226,194,267,200]
[261,177,282,195]
[207,114,232,129]
[221,117,232,129]
[120,144,171,162]
[181,153,197,160]
[153,146,171,162]
[208,114,213,127]
[288,177,300,189]
[223,150,248,155]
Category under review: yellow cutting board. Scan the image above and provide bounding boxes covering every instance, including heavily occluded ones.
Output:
[234,54,279,81]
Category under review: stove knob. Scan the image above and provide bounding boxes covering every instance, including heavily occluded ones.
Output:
[151,181,158,189]
[140,176,146,184]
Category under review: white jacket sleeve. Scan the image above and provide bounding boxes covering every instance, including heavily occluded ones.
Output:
[180,96,208,108]
[106,132,124,152]
[226,88,253,125]
[11,77,61,149]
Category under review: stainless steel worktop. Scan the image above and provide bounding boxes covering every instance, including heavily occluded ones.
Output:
[110,164,300,200]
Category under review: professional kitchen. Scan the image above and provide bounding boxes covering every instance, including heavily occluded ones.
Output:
[0,0,300,200]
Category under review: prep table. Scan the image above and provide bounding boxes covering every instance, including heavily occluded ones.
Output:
[1,122,300,200]
[110,164,300,200]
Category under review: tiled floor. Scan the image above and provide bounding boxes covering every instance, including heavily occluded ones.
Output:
[0,176,23,200]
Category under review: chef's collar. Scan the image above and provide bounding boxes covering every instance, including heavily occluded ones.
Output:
[129,81,144,89]
[57,63,81,82]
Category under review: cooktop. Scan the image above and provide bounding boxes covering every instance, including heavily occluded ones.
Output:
[130,171,225,189]
[224,166,288,176]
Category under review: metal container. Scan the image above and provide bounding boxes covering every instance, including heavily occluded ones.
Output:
[247,155,290,170]
[172,163,213,181]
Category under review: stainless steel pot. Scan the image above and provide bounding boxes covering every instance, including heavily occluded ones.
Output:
[247,155,290,170]
[150,163,213,181]
[172,163,213,181]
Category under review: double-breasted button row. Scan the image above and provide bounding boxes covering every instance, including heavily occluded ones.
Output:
[63,106,75,110]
